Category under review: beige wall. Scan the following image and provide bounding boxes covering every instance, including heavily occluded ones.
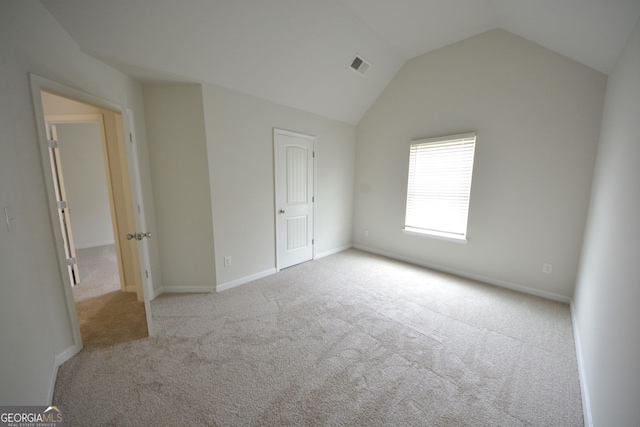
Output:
[0,1,158,404]
[353,29,607,300]
[140,82,355,291]
[573,17,640,426]
[42,91,102,114]
[143,84,216,293]
[202,84,355,288]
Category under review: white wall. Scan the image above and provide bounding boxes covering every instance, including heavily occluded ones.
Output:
[143,84,216,293]
[202,84,355,288]
[353,29,606,300]
[56,122,115,248]
[573,17,640,426]
[0,1,158,404]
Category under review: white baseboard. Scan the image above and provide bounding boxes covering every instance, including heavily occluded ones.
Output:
[161,286,215,294]
[570,302,593,427]
[150,285,164,300]
[149,285,214,299]
[315,244,352,260]
[353,244,571,303]
[74,240,115,250]
[49,344,81,403]
[216,268,277,292]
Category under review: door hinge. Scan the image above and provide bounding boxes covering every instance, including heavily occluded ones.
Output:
[312,151,315,158]
[129,133,133,143]
[312,239,314,245]
[312,196,314,203]
[145,270,149,279]
[57,201,68,210]
[66,257,77,266]
[138,204,141,214]
[47,139,58,149]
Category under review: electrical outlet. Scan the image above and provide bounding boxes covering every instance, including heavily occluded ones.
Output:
[364,230,369,238]
[224,256,232,267]
[543,263,553,274]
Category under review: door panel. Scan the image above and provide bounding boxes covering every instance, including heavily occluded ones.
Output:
[287,216,308,250]
[125,109,154,330]
[275,129,315,270]
[286,145,308,204]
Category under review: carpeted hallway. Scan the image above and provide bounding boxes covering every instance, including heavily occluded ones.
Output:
[53,249,582,426]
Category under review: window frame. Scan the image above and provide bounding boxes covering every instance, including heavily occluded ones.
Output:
[403,132,477,243]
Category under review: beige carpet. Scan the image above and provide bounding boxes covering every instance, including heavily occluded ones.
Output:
[75,291,148,346]
[73,245,121,303]
[53,249,583,426]
[73,245,148,346]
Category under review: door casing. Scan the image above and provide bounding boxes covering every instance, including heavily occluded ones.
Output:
[30,74,153,362]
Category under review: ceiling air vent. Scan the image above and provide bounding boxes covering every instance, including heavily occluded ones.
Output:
[350,55,370,76]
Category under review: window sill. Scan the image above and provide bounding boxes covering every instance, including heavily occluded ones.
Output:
[402,228,468,244]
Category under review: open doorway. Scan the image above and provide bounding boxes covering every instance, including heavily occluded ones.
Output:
[38,88,151,347]
[45,118,114,291]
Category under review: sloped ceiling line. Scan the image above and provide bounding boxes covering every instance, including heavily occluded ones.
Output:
[40,0,640,124]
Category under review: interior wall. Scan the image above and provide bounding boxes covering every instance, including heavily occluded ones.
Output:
[0,1,158,404]
[573,17,640,426]
[353,29,606,300]
[202,83,355,288]
[143,84,216,293]
[55,122,114,248]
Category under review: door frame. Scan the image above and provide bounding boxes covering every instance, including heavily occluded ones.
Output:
[45,114,128,293]
[30,74,153,357]
[273,128,316,271]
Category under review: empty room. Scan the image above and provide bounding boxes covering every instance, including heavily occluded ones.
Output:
[1,1,639,426]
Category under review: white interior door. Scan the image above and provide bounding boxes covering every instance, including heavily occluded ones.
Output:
[47,124,80,285]
[275,129,315,270]
[125,109,154,329]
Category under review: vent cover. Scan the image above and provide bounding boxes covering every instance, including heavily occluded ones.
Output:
[350,55,371,76]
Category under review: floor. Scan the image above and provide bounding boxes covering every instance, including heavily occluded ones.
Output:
[73,245,148,346]
[54,249,582,426]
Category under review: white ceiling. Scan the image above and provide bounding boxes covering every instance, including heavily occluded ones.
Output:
[40,0,640,124]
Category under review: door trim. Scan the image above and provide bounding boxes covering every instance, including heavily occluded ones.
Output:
[273,128,316,271]
[30,74,152,384]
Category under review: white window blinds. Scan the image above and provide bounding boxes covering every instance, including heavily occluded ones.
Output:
[404,133,476,239]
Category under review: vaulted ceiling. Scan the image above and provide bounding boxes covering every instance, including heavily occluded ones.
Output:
[41,0,640,124]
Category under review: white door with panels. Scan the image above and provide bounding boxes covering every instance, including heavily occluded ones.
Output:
[274,129,315,270]
[125,108,154,321]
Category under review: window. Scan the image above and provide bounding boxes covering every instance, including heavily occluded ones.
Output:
[404,133,476,241]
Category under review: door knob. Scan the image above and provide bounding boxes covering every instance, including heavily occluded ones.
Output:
[126,232,150,241]
[279,209,285,214]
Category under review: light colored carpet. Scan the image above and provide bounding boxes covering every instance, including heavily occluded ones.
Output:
[73,245,121,302]
[73,245,148,346]
[53,249,583,426]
